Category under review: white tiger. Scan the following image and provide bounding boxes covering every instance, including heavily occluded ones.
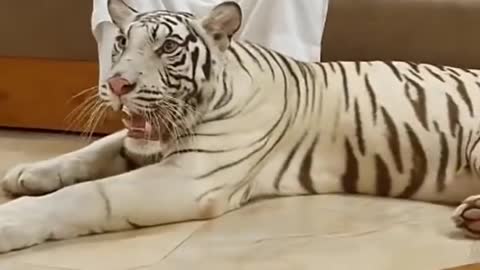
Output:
[1,0,480,253]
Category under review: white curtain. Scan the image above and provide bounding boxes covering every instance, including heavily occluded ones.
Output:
[92,0,330,82]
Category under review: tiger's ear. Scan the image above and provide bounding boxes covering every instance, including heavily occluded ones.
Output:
[201,1,243,51]
[108,0,138,30]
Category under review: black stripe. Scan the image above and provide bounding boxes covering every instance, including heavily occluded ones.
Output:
[375,154,392,197]
[338,63,350,111]
[136,96,160,102]
[354,99,366,155]
[435,122,449,192]
[248,43,276,79]
[237,42,264,71]
[196,185,225,202]
[119,0,138,13]
[150,24,159,41]
[397,124,427,198]
[297,62,311,116]
[202,47,212,80]
[380,107,404,173]
[327,62,336,73]
[240,185,253,205]
[137,89,159,95]
[364,75,378,123]
[195,138,269,179]
[408,69,424,81]
[384,62,403,81]
[342,139,359,193]
[96,184,112,220]
[468,136,480,170]
[463,68,479,78]
[330,100,342,143]
[213,71,232,110]
[190,47,200,91]
[318,63,329,87]
[171,53,187,67]
[276,53,302,120]
[163,17,179,26]
[451,74,474,117]
[354,62,362,75]
[447,67,461,77]
[273,133,308,190]
[127,219,144,229]
[168,147,236,156]
[405,78,429,130]
[425,66,445,82]
[465,131,474,166]
[306,65,319,116]
[406,62,421,73]
[299,135,319,194]
[210,85,260,122]
[228,45,252,78]
[456,126,464,171]
[254,118,293,175]
[446,93,460,137]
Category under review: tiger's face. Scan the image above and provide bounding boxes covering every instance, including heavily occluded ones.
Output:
[100,0,242,145]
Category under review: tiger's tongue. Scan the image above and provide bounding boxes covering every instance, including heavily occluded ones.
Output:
[130,113,146,129]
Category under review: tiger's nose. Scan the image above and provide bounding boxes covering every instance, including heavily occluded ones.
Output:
[107,76,136,96]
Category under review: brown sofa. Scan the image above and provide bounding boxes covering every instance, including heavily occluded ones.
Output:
[1,0,480,133]
[322,0,480,69]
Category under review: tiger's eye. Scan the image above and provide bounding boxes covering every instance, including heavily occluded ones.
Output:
[162,40,179,54]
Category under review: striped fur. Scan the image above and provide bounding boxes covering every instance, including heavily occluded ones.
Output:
[167,44,480,205]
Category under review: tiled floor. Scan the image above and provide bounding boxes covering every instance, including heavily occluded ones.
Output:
[0,129,479,270]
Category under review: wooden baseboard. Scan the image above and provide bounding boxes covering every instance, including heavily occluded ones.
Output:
[0,57,123,134]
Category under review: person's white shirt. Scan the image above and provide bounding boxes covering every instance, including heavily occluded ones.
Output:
[92,0,330,82]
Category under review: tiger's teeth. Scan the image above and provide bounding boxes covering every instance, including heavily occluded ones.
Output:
[122,119,130,128]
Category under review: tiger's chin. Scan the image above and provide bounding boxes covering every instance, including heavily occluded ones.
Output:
[124,137,165,157]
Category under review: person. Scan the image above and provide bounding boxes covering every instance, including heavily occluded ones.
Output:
[91,0,330,82]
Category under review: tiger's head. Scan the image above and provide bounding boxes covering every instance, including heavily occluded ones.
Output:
[100,0,242,149]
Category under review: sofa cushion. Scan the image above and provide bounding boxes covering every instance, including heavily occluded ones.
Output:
[322,0,480,69]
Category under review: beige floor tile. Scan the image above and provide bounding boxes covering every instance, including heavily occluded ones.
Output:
[153,196,480,270]
[0,130,88,173]
[0,261,78,270]
[0,222,205,270]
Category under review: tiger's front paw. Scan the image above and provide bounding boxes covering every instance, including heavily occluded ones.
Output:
[2,159,75,196]
[452,195,480,238]
[0,198,52,253]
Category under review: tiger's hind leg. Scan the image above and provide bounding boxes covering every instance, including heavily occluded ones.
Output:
[453,195,480,238]
[452,139,480,238]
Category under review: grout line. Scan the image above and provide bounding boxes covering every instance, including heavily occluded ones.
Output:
[158,223,204,265]
[126,222,207,270]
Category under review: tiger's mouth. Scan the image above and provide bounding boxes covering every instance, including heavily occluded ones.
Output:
[121,109,162,141]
